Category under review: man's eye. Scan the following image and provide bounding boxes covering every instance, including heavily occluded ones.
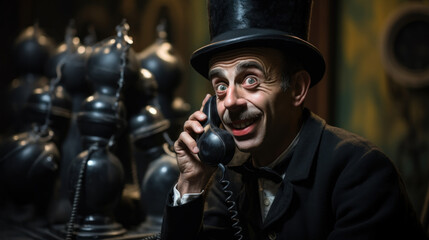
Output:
[244,77,258,85]
[216,84,227,92]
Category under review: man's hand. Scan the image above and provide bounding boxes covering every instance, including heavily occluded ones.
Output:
[174,94,217,195]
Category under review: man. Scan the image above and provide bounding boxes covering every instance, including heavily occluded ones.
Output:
[161,0,427,239]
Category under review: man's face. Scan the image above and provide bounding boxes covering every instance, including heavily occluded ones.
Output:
[208,47,294,155]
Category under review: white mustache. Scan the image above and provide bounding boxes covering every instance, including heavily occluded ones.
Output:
[222,105,262,125]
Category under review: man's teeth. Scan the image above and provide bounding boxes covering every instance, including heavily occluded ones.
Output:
[232,119,254,129]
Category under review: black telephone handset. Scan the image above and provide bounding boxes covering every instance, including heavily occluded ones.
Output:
[197,96,235,166]
[196,96,243,240]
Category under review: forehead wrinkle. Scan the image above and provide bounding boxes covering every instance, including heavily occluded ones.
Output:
[235,61,266,77]
[208,68,226,80]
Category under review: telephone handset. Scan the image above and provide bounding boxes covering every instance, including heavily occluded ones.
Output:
[196,96,243,240]
[197,95,235,166]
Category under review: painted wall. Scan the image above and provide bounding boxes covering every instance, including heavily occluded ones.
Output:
[335,0,429,214]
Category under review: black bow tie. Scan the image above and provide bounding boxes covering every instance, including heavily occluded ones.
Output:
[229,147,295,183]
[230,153,294,184]
[230,161,283,183]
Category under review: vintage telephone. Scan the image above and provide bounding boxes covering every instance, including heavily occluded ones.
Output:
[197,95,235,166]
[196,95,243,240]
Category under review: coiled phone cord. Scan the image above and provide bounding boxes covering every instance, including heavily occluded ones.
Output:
[218,163,243,240]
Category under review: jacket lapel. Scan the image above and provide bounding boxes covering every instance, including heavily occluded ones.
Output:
[262,179,294,228]
[238,176,263,238]
[262,109,326,229]
[286,109,325,182]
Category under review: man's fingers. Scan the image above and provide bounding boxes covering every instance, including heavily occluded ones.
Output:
[183,119,204,136]
[188,110,207,122]
[200,93,212,111]
[175,131,200,154]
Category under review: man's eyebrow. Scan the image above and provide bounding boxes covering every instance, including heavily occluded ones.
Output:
[236,61,265,75]
[208,68,226,80]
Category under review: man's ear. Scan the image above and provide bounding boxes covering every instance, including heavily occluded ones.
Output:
[290,70,311,107]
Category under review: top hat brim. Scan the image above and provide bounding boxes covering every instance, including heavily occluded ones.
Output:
[190,29,325,88]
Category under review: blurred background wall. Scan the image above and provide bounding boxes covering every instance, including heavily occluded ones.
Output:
[334,0,429,215]
[0,0,428,217]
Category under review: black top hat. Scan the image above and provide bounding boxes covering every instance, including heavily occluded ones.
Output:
[191,0,325,88]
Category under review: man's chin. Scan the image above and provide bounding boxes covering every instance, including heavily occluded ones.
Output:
[235,139,260,154]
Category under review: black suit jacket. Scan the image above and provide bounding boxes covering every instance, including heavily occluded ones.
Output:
[161,110,426,240]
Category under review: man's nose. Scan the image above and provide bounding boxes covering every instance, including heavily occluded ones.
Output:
[223,86,246,110]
